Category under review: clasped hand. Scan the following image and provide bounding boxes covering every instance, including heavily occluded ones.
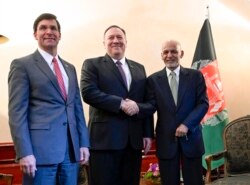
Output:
[121,98,139,116]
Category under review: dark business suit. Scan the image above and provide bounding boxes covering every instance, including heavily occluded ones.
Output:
[139,66,208,185]
[8,50,89,184]
[80,54,153,185]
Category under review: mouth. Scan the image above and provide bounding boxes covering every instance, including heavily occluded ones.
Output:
[112,44,122,48]
[44,37,56,41]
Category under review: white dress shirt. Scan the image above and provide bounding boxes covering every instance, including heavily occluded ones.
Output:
[38,48,69,94]
[166,65,180,86]
[112,57,132,90]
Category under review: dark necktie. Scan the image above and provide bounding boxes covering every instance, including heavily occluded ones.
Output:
[170,71,178,105]
[52,57,67,100]
[116,61,127,89]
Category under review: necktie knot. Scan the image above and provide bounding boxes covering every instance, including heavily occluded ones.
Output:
[116,60,122,66]
[52,57,57,63]
[170,71,176,77]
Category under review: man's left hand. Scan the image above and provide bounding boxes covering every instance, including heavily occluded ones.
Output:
[175,124,188,137]
[80,147,90,165]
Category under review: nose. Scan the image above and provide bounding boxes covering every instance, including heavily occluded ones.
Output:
[113,36,119,42]
[45,28,53,34]
[166,52,172,57]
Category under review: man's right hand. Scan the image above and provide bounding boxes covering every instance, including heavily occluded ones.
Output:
[19,155,37,177]
[121,99,139,116]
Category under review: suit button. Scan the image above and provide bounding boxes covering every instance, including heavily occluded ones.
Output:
[63,122,67,126]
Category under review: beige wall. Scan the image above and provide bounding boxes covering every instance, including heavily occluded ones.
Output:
[1,0,250,141]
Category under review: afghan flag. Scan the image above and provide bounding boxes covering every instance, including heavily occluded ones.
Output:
[192,19,229,170]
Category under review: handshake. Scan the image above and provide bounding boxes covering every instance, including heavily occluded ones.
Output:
[121,98,139,116]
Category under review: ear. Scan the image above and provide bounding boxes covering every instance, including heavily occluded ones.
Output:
[103,40,106,48]
[180,50,184,58]
[33,32,38,40]
[58,32,61,40]
[125,39,127,48]
[161,52,164,60]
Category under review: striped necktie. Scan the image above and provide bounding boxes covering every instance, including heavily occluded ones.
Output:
[116,61,128,89]
[52,57,67,100]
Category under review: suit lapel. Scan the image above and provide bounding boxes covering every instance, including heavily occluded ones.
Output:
[59,57,74,103]
[126,59,136,92]
[157,68,176,110]
[104,54,128,91]
[33,51,67,102]
[176,67,189,110]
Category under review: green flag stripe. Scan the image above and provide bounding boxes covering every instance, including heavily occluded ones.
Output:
[202,117,228,169]
[203,109,229,126]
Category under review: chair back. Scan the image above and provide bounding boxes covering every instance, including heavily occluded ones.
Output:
[0,173,13,185]
[224,115,250,175]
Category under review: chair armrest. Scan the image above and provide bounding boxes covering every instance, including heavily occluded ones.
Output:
[205,150,227,184]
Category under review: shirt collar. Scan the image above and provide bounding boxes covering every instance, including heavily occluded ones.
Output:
[111,57,126,65]
[166,65,180,77]
[37,47,59,64]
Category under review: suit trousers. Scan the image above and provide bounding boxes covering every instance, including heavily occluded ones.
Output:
[89,142,142,185]
[158,139,204,185]
[22,126,79,185]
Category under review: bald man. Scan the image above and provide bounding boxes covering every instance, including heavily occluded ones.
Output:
[139,40,208,185]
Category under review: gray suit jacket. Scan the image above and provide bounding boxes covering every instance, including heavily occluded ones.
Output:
[8,50,89,165]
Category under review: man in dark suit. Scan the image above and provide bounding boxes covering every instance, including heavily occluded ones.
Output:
[8,13,89,185]
[80,25,154,185]
[139,40,208,185]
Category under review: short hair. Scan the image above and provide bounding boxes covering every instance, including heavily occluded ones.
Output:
[33,13,61,33]
[103,25,126,37]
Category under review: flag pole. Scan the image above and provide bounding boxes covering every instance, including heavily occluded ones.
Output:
[206,5,210,20]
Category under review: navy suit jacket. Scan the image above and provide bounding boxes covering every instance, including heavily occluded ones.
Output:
[80,54,154,150]
[8,50,89,164]
[139,66,208,159]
